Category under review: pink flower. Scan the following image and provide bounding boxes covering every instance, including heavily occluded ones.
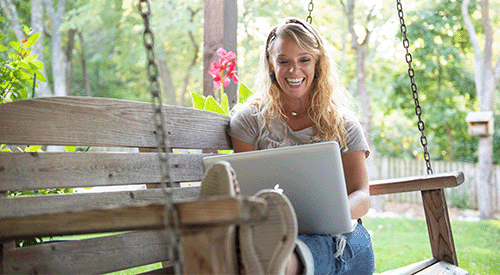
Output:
[21,39,28,43]
[209,47,238,92]
[209,61,222,76]
[222,77,230,88]
[216,48,227,57]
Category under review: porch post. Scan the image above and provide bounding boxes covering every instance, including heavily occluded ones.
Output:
[203,0,238,109]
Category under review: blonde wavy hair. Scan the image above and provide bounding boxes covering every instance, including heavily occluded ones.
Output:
[247,18,354,150]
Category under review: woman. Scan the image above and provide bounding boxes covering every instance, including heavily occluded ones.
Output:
[228,18,375,274]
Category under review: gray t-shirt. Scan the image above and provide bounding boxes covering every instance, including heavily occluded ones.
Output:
[229,105,370,157]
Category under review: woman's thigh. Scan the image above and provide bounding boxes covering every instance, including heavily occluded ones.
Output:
[297,223,375,275]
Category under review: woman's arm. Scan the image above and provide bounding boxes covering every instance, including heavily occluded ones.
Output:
[231,137,258,152]
[341,150,371,220]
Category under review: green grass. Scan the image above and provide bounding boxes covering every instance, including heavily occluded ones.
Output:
[363,217,500,275]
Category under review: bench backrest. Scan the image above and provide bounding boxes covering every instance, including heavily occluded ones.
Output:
[0,96,230,274]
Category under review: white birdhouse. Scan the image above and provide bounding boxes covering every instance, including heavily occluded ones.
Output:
[465,111,494,136]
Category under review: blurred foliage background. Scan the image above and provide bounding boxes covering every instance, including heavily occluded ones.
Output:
[1,0,499,164]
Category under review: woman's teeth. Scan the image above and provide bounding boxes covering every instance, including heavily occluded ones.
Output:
[286,78,304,86]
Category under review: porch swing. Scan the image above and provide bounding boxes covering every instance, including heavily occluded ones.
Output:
[0,0,467,274]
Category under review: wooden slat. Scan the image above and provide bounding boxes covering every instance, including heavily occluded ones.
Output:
[0,196,267,239]
[369,172,464,196]
[416,260,469,275]
[0,187,200,218]
[0,96,231,149]
[0,152,208,191]
[422,189,458,266]
[379,258,437,275]
[3,231,171,274]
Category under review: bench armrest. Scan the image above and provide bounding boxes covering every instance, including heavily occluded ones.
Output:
[369,171,464,196]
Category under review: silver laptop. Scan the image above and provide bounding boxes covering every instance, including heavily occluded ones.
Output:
[202,141,355,235]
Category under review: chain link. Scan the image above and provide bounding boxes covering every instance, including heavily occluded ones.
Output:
[138,1,182,273]
[396,0,433,175]
[306,0,314,24]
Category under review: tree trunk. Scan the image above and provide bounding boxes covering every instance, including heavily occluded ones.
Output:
[462,0,498,219]
[157,46,176,105]
[65,29,76,96]
[181,30,199,107]
[45,0,67,97]
[444,123,454,162]
[0,0,24,40]
[31,0,52,97]
[342,0,382,212]
[181,7,201,107]
[78,31,91,97]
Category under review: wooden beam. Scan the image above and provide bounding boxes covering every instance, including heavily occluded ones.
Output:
[0,196,267,239]
[416,260,469,275]
[379,258,437,275]
[422,189,458,266]
[3,231,170,274]
[0,152,207,191]
[203,0,238,109]
[369,172,464,196]
[0,97,231,149]
[0,187,200,218]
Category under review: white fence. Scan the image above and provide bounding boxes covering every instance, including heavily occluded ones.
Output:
[374,157,500,212]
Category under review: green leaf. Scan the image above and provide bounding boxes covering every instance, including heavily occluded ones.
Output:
[65,146,77,152]
[221,92,230,115]
[23,26,30,35]
[23,33,39,48]
[25,54,37,63]
[31,60,43,70]
[9,41,21,52]
[35,71,46,82]
[24,145,42,152]
[238,82,254,104]
[191,92,206,110]
[0,45,8,51]
[28,62,39,70]
[204,96,225,115]
[18,62,30,70]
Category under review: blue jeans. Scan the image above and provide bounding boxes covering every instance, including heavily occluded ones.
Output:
[296,223,375,275]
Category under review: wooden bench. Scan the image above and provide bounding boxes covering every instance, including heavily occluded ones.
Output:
[0,96,468,274]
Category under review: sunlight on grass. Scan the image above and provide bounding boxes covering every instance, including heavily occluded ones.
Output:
[104,263,162,275]
[364,217,500,275]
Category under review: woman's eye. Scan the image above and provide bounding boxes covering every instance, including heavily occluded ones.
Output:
[277,60,288,64]
[300,58,311,63]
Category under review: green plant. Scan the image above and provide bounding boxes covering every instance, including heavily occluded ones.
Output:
[191,81,253,154]
[191,81,253,115]
[0,17,46,103]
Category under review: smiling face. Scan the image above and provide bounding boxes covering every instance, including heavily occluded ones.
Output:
[269,35,316,102]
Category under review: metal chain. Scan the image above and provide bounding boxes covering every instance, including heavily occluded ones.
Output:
[396,0,433,175]
[138,1,182,273]
[306,0,314,24]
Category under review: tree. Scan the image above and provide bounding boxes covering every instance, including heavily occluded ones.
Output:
[44,0,66,96]
[383,0,477,163]
[0,0,24,40]
[31,0,51,97]
[461,0,500,219]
